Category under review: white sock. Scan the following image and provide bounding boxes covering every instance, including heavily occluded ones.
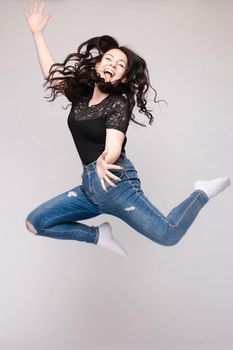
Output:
[194,177,231,199]
[97,222,128,258]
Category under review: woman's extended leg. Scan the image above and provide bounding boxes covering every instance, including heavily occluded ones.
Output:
[97,168,230,246]
[26,185,101,244]
[104,188,208,246]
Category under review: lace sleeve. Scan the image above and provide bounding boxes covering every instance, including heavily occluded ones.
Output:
[106,96,130,134]
[64,88,75,103]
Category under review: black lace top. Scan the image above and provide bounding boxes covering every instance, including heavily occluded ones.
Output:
[67,92,131,165]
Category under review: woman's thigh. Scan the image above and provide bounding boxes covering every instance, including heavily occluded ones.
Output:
[98,169,167,242]
[26,185,102,232]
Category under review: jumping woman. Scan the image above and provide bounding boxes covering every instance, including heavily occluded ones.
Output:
[24,1,231,258]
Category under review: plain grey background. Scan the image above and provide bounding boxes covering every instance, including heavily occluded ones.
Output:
[0,0,232,349]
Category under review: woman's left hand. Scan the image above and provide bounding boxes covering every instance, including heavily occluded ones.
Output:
[96,149,123,191]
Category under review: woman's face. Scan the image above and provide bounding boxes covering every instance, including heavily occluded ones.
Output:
[95,48,128,84]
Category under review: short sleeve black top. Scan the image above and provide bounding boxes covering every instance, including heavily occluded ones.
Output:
[67,92,131,165]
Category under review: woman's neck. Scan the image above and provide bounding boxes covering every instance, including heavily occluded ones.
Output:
[91,84,109,102]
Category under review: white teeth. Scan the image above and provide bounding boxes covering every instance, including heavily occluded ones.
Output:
[104,69,113,77]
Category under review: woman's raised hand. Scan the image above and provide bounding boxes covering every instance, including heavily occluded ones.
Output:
[24,0,52,34]
[96,150,123,191]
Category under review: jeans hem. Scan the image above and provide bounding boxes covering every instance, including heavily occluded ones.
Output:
[94,226,100,245]
[194,189,209,202]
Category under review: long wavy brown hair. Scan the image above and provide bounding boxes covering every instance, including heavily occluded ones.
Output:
[44,35,166,127]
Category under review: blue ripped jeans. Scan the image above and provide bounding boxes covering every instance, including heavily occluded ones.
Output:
[26,152,209,246]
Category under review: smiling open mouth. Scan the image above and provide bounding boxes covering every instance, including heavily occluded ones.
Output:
[104,69,114,80]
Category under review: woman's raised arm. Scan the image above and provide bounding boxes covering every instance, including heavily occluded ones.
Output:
[24,0,63,81]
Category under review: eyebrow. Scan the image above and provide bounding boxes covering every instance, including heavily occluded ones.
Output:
[106,53,127,64]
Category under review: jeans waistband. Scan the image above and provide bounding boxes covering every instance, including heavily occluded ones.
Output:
[82,152,135,175]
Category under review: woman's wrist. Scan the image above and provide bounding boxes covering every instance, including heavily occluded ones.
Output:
[32,31,43,38]
[104,147,121,164]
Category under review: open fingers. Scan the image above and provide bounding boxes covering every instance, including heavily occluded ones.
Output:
[106,170,121,181]
[33,0,38,12]
[28,2,35,14]
[24,1,32,17]
[100,179,107,192]
[103,175,117,188]
[28,0,39,14]
[106,164,123,171]
[99,174,118,191]
[30,0,37,13]
[29,3,33,14]
[39,1,46,14]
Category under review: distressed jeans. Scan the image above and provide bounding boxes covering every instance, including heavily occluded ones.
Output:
[26,152,209,246]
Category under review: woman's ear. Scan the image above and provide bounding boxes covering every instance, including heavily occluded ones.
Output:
[121,76,127,83]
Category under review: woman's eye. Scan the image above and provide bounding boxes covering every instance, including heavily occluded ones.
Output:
[106,57,111,61]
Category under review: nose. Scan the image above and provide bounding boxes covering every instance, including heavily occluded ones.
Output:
[110,62,116,68]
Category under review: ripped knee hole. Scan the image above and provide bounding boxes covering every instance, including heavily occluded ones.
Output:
[26,220,37,234]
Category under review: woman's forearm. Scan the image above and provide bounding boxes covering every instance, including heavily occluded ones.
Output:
[104,146,122,164]
[32,31,57,78]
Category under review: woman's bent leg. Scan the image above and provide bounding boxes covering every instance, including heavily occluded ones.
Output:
[26,185,101,244]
